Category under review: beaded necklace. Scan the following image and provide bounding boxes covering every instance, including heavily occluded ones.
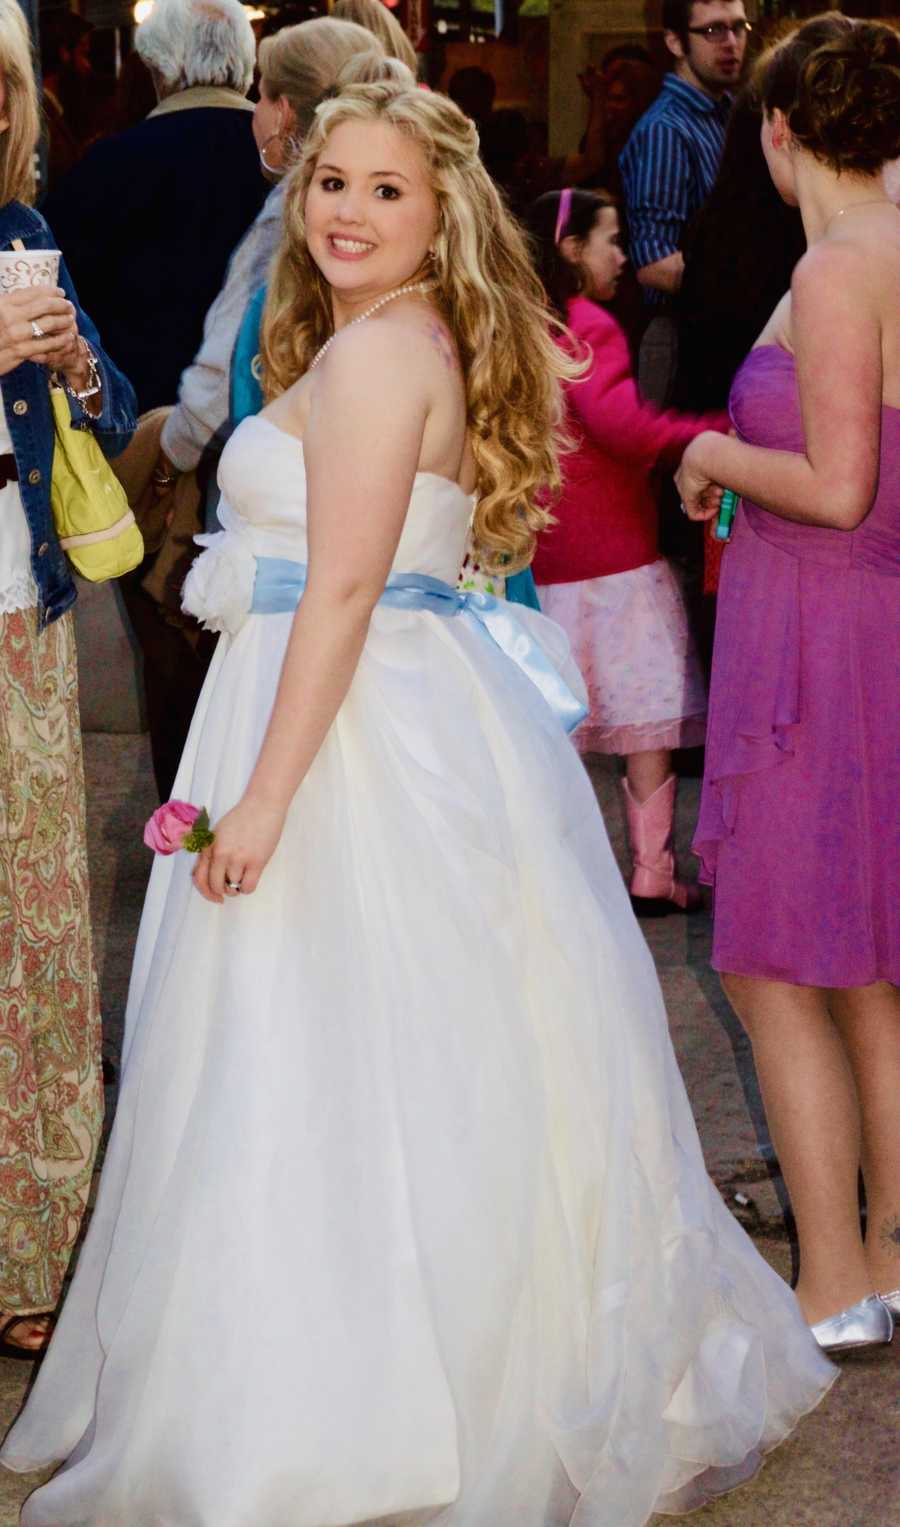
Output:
[309,280,436,371]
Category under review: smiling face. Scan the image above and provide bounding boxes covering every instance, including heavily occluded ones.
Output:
[304,119,440,311]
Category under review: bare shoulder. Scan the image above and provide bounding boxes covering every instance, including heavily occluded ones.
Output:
[321,311,422,372]
[317,306,458,394]
[352,304,462,379]
[791,237,873,306]
[310,315,425,417]
[789,240,886,355]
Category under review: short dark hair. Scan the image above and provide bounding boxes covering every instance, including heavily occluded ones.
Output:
[663,0,745,46]
[662,0,695,45]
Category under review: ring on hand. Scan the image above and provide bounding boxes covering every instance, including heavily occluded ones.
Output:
[679,500,688,516]
[224,876,242,893]
[30,320,45,339]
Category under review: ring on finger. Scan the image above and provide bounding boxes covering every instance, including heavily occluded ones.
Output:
[679,500,688,516]
[224,876,243,893]
[30,320,45,339]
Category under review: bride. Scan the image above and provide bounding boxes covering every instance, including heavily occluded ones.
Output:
[3,82,834,1526]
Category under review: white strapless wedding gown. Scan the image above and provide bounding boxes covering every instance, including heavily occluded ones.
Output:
[3,417,834,1526]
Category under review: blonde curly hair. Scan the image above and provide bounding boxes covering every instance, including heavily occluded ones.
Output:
[261,82,579,572]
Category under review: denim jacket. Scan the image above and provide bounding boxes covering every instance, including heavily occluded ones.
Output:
[0,201,136,627]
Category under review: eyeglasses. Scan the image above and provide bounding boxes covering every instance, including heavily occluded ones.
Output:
[687,20,752,41]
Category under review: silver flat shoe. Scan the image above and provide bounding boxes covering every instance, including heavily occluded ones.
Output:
[879,1288,900,1324]
[809,1294,894,1353]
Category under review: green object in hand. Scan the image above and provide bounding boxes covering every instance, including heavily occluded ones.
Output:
[715,489,739,541]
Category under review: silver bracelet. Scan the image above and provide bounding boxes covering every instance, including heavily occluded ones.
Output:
[64,337,102,402]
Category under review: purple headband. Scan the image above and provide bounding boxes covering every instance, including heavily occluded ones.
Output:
[554,187,574,245]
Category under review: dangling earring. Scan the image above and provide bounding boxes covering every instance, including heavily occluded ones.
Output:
[259,132,285,176]
[259,133,283,176]
[260,130,303,177]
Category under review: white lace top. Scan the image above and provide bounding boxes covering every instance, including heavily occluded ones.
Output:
[0,402,37,614]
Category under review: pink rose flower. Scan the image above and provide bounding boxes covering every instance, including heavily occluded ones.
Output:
[143,800,201,855]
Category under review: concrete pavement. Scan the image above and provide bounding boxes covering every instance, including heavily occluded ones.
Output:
[0,738,896,1526]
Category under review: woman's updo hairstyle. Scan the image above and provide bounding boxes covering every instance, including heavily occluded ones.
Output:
[760,13,900,176]
[258,17,387,138]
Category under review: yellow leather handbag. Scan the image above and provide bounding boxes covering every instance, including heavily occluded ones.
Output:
[50,382,144,581]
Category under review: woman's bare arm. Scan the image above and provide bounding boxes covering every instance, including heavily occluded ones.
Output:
[193,320,429,902]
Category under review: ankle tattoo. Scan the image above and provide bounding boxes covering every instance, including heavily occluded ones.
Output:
[878,1213,900,1259]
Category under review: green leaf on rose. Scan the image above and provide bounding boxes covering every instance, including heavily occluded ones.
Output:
[182,806,215,854]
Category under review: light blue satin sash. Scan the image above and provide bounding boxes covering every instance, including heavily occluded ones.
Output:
[251,557,586,735]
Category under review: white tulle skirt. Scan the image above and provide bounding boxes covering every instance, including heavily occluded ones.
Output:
[2,600,834,1526]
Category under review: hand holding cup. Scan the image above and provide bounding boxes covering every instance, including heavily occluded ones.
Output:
[0,286,79,377]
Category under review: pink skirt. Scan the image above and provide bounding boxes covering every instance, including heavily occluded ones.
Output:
[537,558,707,756]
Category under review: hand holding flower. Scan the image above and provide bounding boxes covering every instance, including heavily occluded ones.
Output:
[191,794,287,904]
[144,800,214,855]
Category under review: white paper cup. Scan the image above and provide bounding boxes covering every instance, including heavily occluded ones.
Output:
[0,249,61,291]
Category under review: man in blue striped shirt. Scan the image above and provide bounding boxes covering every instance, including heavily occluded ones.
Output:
[619,0,750,401]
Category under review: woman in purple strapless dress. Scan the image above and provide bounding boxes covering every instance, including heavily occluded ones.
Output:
[676,15,900,1355]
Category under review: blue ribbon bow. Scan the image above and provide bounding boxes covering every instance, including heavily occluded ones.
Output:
[251,558,586,735]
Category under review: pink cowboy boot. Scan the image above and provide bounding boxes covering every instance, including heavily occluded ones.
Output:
[621,775,702,918]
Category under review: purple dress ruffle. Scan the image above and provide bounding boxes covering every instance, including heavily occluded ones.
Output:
[694,345,900,987]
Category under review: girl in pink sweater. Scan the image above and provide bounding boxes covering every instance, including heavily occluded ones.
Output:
[528,188,726,916]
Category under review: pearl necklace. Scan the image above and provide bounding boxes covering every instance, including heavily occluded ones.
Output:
[309,280,436,371]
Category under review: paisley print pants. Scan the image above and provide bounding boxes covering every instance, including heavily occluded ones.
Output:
[0,608,103,1315]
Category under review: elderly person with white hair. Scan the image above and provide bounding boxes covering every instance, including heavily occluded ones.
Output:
[42,0,265,413]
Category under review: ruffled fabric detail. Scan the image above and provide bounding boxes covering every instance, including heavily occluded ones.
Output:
[693,511,802,884]
[577,713,707,758]
[537,559,707,758]
[180,531,256,636]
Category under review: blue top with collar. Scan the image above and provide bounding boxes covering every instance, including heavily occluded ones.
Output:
[619,75,731,299]
[0,201,137,627]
